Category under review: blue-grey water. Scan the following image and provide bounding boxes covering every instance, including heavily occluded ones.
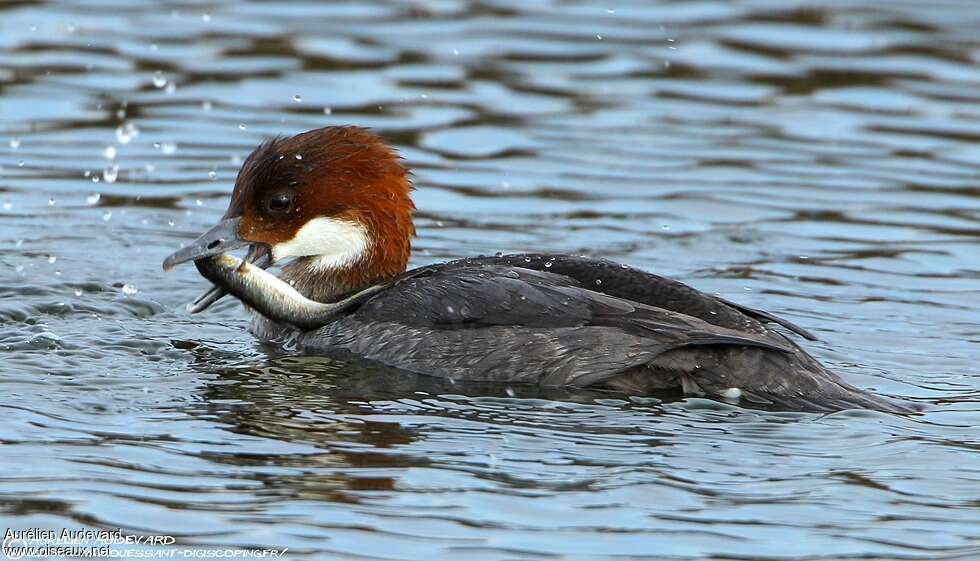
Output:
[1,1,979,559]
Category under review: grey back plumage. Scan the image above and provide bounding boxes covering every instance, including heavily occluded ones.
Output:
[262,255,915,413]
[292,259,790,385]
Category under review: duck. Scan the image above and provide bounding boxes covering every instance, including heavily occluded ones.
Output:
[162,125,915,413]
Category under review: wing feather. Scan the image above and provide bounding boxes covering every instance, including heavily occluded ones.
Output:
[302,264,793,388]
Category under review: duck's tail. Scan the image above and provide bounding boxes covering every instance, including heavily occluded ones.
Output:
[625,344,921,414]
[696,347,921,413]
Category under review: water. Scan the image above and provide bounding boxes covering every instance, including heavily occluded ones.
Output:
[1,1,979,559]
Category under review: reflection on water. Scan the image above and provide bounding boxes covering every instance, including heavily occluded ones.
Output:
[1,0,978,558]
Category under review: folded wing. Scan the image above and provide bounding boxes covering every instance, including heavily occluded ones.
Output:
[299,264,794,388]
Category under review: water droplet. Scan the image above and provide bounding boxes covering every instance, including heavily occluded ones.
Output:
[293,94,302,102]
[161,142,177,155]
[201,12,211,22]
[207,170,217,180]
[152,71,167,88]
[544,261,553,268]
[115,122,139,144]
[91,176,100,183]
[195,199,203,206]
[167,219,175,227]
[201,100,213,111]
[2,200,11,210]
[743,287,752,291]
[86,192,101,205]
[596,34,603,40]
[595,279,603,285]
[721,388,742,399]
[505,387,515,397]
[74,288,83,297]
[238,123,247,131]
[47,255,57,264]
[524,257,531,263]
[17,160,24,167]
[48,197,56,206]
[103,145,117,160]
[102,210,112,221]
[661,224,670,231]
[121,284,138,295]
[9,138,21,149]
[607,7,615,13]
[295,154,303,160]
[620,263,628,269]
[452,48,460,56]
[102,164,119,183]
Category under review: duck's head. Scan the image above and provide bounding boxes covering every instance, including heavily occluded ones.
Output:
[163,126,415,311]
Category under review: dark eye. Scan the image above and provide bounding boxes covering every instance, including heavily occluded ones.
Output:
[267,193,292,212]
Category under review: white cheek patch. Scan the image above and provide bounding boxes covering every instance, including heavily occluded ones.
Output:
[271,217,370,270]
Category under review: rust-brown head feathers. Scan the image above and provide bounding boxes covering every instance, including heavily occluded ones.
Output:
[227,126,415,291]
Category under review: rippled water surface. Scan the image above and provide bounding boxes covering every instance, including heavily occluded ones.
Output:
[2,0,979,559]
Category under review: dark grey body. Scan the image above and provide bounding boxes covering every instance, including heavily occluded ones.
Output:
[251,254,914,413]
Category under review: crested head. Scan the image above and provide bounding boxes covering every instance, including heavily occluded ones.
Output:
[226,126,415,299]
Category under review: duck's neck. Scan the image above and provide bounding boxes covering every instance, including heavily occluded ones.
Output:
[275,207,415,304]
[278,253,407,303]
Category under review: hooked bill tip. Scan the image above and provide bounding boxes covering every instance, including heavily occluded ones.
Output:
[162,256,175,272]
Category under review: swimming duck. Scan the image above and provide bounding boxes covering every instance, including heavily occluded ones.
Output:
[163,126,914,413]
